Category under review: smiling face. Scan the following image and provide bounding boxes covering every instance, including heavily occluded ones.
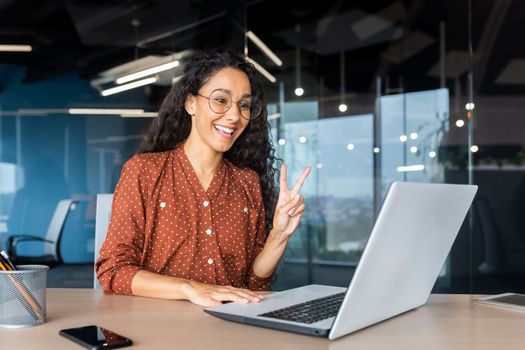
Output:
[184,67,252,154]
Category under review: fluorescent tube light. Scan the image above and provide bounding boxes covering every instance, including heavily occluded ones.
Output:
[101,77,158,96]
[116,60,180,84]
[397,165,425,172]
[267,113,281,120]
[68,108,145,115]
[245,57,276,83]
[246,31,283,66]
[17,108,67,115]
[0,44,32,52]
[120,112,158,118]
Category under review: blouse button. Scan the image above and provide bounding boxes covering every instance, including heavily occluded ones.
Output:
[203,201,209,207]
[207,258,214,265]
[160,202,166,208]
[205,228,212,235]
[243,207,248,213]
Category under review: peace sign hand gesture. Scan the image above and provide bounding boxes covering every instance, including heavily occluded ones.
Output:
[271,163,312,243]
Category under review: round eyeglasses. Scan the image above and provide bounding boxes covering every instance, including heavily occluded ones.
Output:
[197,89,262,120]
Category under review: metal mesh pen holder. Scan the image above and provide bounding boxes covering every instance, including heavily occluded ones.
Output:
[0,264,49,328]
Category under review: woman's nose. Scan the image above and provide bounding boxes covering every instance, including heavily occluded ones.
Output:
[225,103,242,121]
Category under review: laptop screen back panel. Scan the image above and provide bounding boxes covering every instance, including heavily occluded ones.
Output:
[329,182,477,339]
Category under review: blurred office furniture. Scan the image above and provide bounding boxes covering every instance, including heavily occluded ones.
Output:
[1,290,524,349]
[93,194,113,289]
[473,197,503,274]
[446,167,525,293]
[6,199,75,267]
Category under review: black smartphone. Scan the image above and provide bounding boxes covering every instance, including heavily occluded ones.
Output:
[59,325,133,349]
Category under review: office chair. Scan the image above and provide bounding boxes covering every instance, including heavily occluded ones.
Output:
[474,197,504,274]
[6,199,75,268]
[94,194,113,289]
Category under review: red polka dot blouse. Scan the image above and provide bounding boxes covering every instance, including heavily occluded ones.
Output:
[96,143,273,295]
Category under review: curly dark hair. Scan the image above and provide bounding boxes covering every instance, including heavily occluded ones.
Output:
[139,48,278,231]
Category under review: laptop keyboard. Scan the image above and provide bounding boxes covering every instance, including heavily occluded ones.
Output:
[258,292,346,324]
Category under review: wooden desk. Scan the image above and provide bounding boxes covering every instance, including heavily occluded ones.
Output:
[1,289,524,349]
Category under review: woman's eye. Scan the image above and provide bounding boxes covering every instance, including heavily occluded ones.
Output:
[214,98,228,105]
[239,102,251,110]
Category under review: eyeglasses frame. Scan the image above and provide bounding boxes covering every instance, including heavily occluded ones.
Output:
[196,88,262,120]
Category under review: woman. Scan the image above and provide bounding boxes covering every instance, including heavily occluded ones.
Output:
[96,48,311,307]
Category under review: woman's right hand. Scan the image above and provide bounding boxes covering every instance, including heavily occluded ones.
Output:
[182,281,264,307]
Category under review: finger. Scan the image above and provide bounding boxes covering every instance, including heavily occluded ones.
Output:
[290,166,312,196]
[279,163,288,193]
[280,195,303,214]
[236,288,263,301]
[213,291,256,304]
[201,297,222,307]
[289,203,305,216]
[212,291,249,303]
[287,197,304,215]
[221,287,262,301]
[222,285,262,296]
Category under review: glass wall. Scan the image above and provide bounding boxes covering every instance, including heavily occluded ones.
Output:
[0,69,151,262]
[253,0,525,293]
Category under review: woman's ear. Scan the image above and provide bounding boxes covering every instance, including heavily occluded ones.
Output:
[184,94,196,116]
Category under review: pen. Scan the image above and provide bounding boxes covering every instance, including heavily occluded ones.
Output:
[0,252,11,270]
[0,251,16,270]
[0,251,46,321]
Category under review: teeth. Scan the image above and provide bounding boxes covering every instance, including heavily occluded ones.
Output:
[214,125,234,135]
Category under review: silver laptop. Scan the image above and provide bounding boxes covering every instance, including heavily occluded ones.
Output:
[205,181,477,340]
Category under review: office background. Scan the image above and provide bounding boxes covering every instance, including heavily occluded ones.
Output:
[1,0,524,294]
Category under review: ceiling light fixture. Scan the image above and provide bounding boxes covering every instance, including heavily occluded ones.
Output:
[172,75,183,84]
[116,60,179,84]
[397,164,425,172]
[245,56,276,83]
[294,45,303,96]
[0,44,32,52]
[294,24,304,97]
[120,112,158,118]
[101,77,158,96]
[339,51,348,113]
[68,108,146,115]
[17,108,67,115]
[246,31,283,66]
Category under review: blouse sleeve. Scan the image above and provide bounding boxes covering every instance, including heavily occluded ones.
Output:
[95,156,148,295]
[246,172,274,291]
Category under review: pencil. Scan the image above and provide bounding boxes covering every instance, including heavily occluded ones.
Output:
[0,251,46,321]
[0,252,11,270]
[0,251,16,270]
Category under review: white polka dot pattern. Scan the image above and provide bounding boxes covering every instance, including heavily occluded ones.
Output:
[95,143,273,295]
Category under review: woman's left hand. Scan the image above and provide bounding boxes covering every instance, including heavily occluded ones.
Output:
[271,163,312,242]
